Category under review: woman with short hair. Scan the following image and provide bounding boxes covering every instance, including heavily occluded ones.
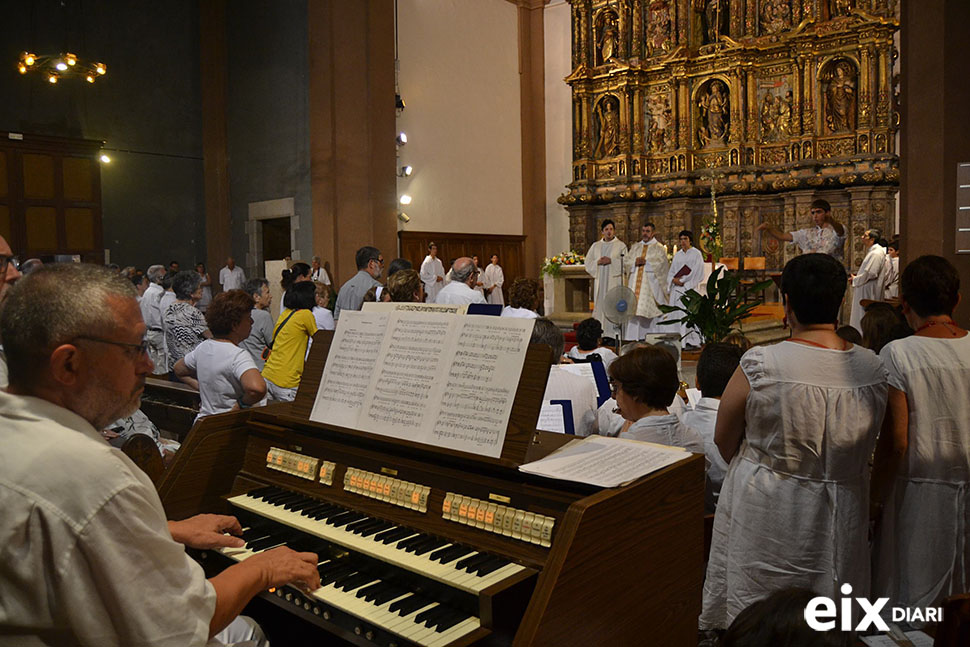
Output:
[871,255,970,613]
[312,282,335,331]
[501,278,540,318]
[174,290,266,420]
[700,253,888,630]
[607,345,703,451]
[387,269,423,303]
[261,281,318,402]
[164,270,210,371]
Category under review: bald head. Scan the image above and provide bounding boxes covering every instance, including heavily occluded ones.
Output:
[450,257,477,286]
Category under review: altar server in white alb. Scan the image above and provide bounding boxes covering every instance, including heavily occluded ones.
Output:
[624,222,670,340]
[849,227,887,334]
[584,219,628,335]
[665,230,706,348]
[483,254,505,306]
[419,241,445,304]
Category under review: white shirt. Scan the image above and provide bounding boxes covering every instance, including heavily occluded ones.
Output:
[566,346,618,370]
[874,334,970,611]
[682,397,729,509]
[140,282,165,330]
[183,339,259,419]
[435,280,487,305]
[542,365,598,437]
[701,342,888,630]
[483,263,505,306]
[619,413,705,454]
[312,305,336,331]
[500,306,539,319]
[311,266,330,285]
[850,242,888,332]
[790,224,846,263]
[219,265,246,291]
[0,391,215,646]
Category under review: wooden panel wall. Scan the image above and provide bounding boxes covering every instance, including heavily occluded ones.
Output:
[398,231,527,304]
[0,132,103,262]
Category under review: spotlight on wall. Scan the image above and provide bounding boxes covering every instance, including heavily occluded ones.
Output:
[397,211,410,223]
[99,154,111,163]
[399,164,413,177]
[396,132,408,146]
[395,93,406,111]
[399,194,412,206]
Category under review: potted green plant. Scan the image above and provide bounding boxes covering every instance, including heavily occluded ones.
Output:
[658,270,773,345]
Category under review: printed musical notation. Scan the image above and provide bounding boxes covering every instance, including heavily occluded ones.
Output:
[310,310,535,458]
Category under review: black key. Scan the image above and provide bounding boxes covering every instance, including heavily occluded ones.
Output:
[320,565,356,586]
[372,586,409,606]
[356,581,386,600]
[247,535,285,552]
[240,525,273,541]
[291,497,322,512]
[247,485,276,498]
[332,568,364,587]
[283,496,313,511]
[311,504,343,520]
[394,595,429,617]
[436,610,470,632]
[351,519,387,535]
[458,553,491,573]
[429,544,457,562]
[374,526,405,542]
[331,512,367,528]
[253,486,283,500]
[406,536,440,554]
[338,572,376,592]
[397,534,429,550]
[359,521,393,537]
[317,560,345,576]
[439,547,475,565]
[475,556,510,576]
[388,593,416,614]
[414,604,443,625]
[380,528,414,544]
[302,502,333,516]
[345,518,378,533]
[413,538,449,556]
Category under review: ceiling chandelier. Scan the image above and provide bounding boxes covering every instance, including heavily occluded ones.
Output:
[17,51,106,84]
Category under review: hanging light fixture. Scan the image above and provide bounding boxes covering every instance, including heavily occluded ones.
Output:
[17,51,106,84]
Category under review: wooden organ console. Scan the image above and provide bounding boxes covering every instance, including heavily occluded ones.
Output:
[158,332,705,645]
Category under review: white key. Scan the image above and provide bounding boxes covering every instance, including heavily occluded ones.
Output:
[426,617,482,647]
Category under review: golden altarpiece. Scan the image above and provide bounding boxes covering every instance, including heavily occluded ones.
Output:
[560,0,899,272]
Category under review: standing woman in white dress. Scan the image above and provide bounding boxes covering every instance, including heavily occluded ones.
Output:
[871,255,970,614]
[483,254,505,306]
[194,262,212,313]
[584,220,627,335]
[419,242,445,304]
[700,253,888,631]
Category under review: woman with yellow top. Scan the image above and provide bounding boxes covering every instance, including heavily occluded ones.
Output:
[261,281,318,402]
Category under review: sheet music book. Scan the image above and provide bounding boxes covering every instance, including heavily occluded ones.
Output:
[310,310,535,458]
[519,435,691,488]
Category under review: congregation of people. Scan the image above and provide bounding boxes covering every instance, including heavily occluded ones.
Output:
[0,215,967,645]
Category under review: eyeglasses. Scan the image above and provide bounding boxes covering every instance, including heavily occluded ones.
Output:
[73,335,149,359]
[0,255,20,273]
[609,378,620,396]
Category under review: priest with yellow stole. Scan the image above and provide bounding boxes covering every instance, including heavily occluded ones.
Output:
[624,222,670,340]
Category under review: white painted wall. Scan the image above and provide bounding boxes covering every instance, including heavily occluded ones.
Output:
[396,0,522,236]
[544,0,573,257]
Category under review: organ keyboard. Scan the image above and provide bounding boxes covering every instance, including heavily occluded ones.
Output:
[158,333,705,645]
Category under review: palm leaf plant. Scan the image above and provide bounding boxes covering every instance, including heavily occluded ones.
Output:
[658,270,773,345]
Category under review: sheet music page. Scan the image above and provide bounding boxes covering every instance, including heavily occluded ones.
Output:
[686,388,702,409]
[519,435,690,488]
[537,401,568,434]
[310,311,389,428]
[356,311,458,442]
[429,317,534,457]
[558,362,598,387]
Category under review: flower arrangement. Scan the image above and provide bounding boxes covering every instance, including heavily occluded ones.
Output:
[699,216,723,264]
[541,250,585,277]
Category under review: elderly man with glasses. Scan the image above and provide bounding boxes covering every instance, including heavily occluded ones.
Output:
[0,263,319,646]
[0,234,23,387]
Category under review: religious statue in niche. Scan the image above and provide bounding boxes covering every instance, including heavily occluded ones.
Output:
[597,11,620,65]
[594,96,621,158]
[760,0,792,35]
[645,93,674,152]
[698,80,730,147]
[760,88,794,142]
[777,91,794,137]
[760,93,777,141]
[694,0,730,45]
[646,0,672,56]
[823,60,857,133]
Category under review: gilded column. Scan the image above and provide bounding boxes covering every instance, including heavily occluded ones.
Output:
[633,85,644,153]
[859,46,873,128]
[746,0,758,37]
[677,0,689,45]
[792,58,803,136]
[746,67,757,141]
[632,0,643,59]
[802,56,815,136]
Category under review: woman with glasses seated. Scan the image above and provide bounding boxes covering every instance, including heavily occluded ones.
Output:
[174,290,266,420]
[607,345,704,453]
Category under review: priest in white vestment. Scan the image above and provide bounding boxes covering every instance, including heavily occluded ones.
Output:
[483,254,505,305]
[849,228,888,333]
[665,230,706,348]
[419,242,446,304]
[584,219,628,337]
[624,222,670,340]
